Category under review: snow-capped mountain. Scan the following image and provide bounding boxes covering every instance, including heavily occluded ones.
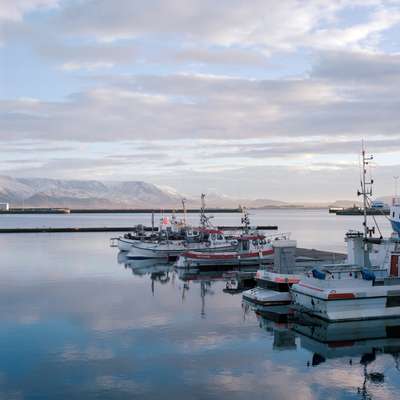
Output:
[0,175,297,209]
[0,176,184,208]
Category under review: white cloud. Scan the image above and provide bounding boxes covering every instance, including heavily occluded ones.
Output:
[0,0,58,21]
[51,0,400,53]
[1,1,400,199]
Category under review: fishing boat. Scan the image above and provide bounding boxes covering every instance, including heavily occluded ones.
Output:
[291,148,400,322]
[243,270,302,307]
[119,195,236,259]
[115,223,200,252]
[242,238,349,311]
[390,197,400,235]
[175,233,276,268]
[126,227,238,260]
[242,239,300,309]
[175,208,283,268]
[113,199,191,251]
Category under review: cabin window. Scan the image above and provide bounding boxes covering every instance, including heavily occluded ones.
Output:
[386,296,400,308]
[242,240,250,251]
[393,212,395,218]
[256,279,290,292]
[386,325,400,338]
[217,234,223,240]
[211,234,216,241]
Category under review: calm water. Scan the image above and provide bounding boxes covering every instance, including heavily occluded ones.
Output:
[0,210,398,399]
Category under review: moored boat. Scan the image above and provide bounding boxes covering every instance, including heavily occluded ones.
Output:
[291,148,400,322]
[390,197,400,235]
[126,228,238,260]
[243,270,301,306]
[175,233,279,268]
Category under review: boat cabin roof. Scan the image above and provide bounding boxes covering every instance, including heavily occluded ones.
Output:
[240,234,265,241]
[199,228,224,234]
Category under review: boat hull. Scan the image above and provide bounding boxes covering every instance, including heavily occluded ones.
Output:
[242,288,292,307]
[117,237,139,252]
[176,249,274,268]
[291,279,400,322]
[127,241,237,260]
[390,219,400,235]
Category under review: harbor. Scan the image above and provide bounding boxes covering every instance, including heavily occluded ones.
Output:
[3,0,400,397]
[109,151,400,327]
[1,206,398,400]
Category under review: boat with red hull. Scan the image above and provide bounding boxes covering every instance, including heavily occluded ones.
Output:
[176,234,288,268]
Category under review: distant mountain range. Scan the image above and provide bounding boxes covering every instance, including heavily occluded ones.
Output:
[0,175,389,209]
[0,176,184,209]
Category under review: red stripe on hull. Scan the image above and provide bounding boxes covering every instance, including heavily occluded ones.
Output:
[327,292,355,299]
[183,249,273,260]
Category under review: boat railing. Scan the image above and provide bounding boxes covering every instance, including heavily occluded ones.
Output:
[392,197,400,206]
[300,275,372,288]
[345,230,364,238]
[264,232,291,241]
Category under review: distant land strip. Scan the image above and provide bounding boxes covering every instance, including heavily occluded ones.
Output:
[0,225,278,234]
[0,207,243,214]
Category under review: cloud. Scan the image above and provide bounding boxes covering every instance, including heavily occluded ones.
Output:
[170,46,270,67]
[1,1,400,199]
[312,50,400,84]
[38,42,139,70]
[209,137,400,159]
[4,1,400,59]
[0,0,58,22]
[1,60,399,143]
[50,0,399,52]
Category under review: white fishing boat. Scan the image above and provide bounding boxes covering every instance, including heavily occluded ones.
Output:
[175,209,283,268]
[114,194,240,257]
[175,233,276,268]
[115,225,200,252]
[243,270,301,307]
[291,148,400,322]
[242,239,298,308]
[113,204,191,252]
[241,239,347,310]
[126,228,238,260]
[390,197,400,235]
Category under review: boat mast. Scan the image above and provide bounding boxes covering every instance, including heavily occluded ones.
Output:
[181,198,187,226]
[357,145,374,267]
[200,193,207,228]
[241,207,250,234]
[358,146,373,238]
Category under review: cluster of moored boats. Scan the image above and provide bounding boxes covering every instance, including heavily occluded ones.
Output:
[112,195,285,268]
[112,150,400,323]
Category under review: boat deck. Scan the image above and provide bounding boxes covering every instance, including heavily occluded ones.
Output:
[295,248,346,262]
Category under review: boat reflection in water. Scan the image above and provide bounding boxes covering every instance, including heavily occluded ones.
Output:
[252,304,400,398]
[118,251,260,318]
[117,251,174,294]
[295,317,400,398]
[256,311,297,351]
[177,266,258,318]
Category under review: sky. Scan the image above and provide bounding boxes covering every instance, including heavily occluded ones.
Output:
[1,0,400,201]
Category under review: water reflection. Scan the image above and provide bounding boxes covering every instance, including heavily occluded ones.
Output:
[249,302,400,399]
[1,230,399,399]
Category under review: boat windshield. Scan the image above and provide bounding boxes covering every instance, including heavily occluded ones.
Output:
[256,279,290,292]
